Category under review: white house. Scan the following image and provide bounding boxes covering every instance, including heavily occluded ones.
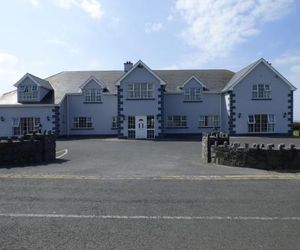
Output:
[0,58,297,139]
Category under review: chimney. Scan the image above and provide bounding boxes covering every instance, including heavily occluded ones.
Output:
[124,61,133,72]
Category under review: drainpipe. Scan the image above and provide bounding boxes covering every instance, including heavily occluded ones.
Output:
[66,95,70,137]
[219,93,222,132]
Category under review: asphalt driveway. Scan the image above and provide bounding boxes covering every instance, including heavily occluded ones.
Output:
[1,137,299,177]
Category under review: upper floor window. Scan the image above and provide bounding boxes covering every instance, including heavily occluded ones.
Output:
[252,84,271,99]
[199,115,220,128]
[18,85,38,100]
[184,87,201,101]
[84,89,101,103]
[167,116,187,128]
[72,117,93,129]
[127,82,153,99]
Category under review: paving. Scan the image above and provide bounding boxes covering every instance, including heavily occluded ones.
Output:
[0,137,300,249]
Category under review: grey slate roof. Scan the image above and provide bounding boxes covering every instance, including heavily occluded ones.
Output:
[0,66,240,105]
[27,73,53,90]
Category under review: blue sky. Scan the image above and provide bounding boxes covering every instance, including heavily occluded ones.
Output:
[0,0,299,119]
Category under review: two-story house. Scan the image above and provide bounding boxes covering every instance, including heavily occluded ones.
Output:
[0,58,297,139]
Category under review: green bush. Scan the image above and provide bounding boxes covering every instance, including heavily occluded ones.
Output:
[294,121,300,131]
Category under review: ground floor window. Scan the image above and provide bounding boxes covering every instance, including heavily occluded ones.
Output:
[128,116,136,138]
[147,115,155,139]
[248,114,275,133]
[72,117,93,129]
[199,115,220,128]
[167,116,187,128]
[12,117,41,136]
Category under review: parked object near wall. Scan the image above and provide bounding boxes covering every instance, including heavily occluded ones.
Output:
[0,132,56,166]
[202,133,300,170]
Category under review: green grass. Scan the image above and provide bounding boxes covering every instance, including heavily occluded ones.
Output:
[294,130,300,137]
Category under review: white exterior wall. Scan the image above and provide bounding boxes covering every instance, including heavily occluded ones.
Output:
[0,106,54,137]
[232,62,291,134]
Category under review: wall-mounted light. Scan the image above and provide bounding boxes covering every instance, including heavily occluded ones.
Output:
[238,113,242,118]
[283,112,287,118]
[47,116,50,121]
[0,116,4,122]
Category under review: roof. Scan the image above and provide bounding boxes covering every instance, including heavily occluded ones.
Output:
[222,58,297,92]
[14,73,53,90]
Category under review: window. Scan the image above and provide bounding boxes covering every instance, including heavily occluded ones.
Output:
[72,117,93,129]
[252,84,271,99]
[147,115,155,139]
[184,88,201,101]
[167,116,187,128]
[18,85,38,100]
[127,83,154,99]
[84,89,101,103]
[112,116,118,129]
[199,115,220,127]
[127,116,136,138]
[13,117,41,136]
[248,114,275,133]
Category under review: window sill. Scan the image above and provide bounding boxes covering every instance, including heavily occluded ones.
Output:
[83,102,102,104]
[251,98,272,101]
[198,126,220,129]
[126,98,156,101]
[165,126,188,129]
[183,100,202,103]
[71,128,94,130]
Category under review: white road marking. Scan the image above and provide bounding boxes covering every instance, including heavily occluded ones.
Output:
[0,213,299,221]
[56,149,68,159]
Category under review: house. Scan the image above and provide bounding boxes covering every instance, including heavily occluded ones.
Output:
[0,58,297,139]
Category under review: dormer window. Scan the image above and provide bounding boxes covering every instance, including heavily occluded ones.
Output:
[184,87,201,101]
[84,89,101,103]
[18,85,38,100]
[252,84,271,99]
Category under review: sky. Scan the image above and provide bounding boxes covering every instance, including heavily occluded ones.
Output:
[0,0,299,119]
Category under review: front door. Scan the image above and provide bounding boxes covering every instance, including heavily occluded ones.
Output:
[135,116,147,139]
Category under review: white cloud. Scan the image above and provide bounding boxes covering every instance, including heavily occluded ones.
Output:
[30,0,40,7]
[145,22,163,33]
[273,50,300,120]
[175,0,294,62]
[56,0,104,19]
[0,53,23,94]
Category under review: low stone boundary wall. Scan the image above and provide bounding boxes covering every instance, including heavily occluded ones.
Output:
[0,133,56,166]
[202,133,229,163]
[211,143,300,170]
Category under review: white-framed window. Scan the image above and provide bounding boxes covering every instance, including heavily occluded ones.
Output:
[167,116,187,128]
[84,89,101,103]
[128,116,136,138]
[13,117,41,136]
[147,115,155,139]
[248,114,275,133]
[72,117,93,129]
[18,85,38,100]
[112,116,118,129]
[199,115,220,127]
[184,88,201,101]
[252,84,271,99]
[127,82,154,99]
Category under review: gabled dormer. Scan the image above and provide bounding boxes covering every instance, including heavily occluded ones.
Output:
[80,76,106,103]
[14,73,53,103]
[181,75,207,102]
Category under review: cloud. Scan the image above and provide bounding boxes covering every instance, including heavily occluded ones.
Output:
[273,50,300,120]
[145,22,163,33]
[56,0,104,19]
[43,36,81,55]
[30,0,40,7]
[175,0,294,62]
[0,53,23,94]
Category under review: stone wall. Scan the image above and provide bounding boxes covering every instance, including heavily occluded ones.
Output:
[211,142,300,170]
[0,133,56,166]
[202,133,230,163]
